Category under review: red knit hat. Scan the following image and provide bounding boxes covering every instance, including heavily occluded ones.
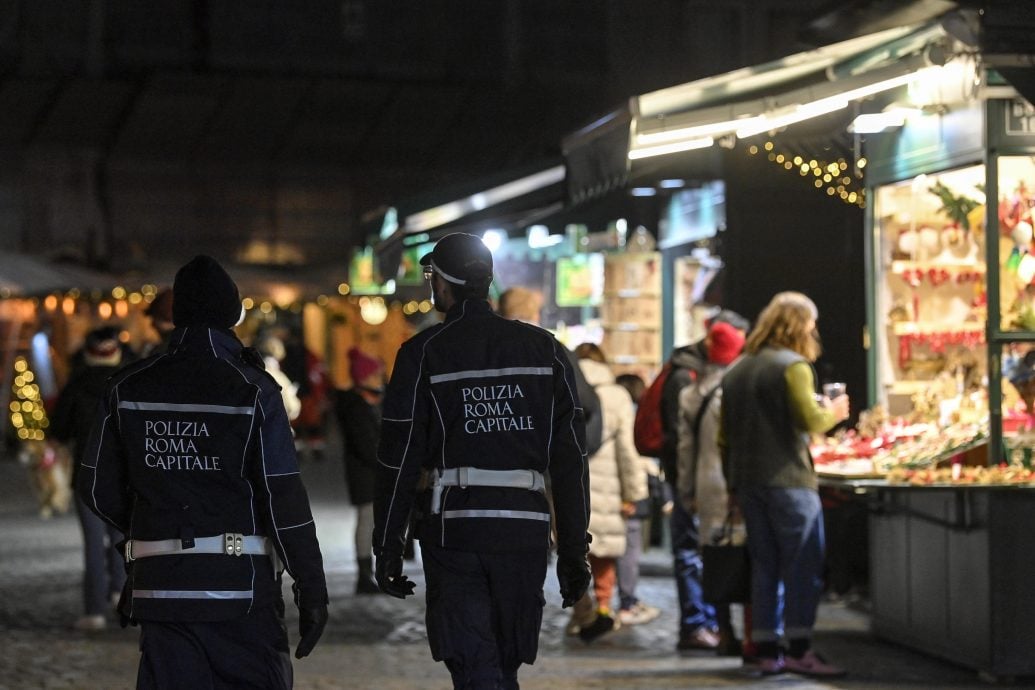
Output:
[707,321,745,366]
[348,347,383,383]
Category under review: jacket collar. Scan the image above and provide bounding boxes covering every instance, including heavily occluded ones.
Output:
[444,298,492,322]
[168,326,243,358]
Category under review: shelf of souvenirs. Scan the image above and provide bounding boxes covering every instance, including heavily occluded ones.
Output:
[890,260,986,273]
[604,289,663,299]
[891,321,985,336]
[888,261,985,288]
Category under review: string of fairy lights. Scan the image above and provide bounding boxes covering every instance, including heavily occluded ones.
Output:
[10,357,48,441]
[7,282,438,442]
[747,141,867,208]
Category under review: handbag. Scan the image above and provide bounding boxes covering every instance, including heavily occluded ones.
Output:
[701,513,751,604]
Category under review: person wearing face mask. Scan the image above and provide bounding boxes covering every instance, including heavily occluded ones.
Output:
[334,346,386,594]
[718,291,849,678]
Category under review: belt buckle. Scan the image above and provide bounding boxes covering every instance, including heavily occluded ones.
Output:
[224,533,244,556]
[458,467,469,489]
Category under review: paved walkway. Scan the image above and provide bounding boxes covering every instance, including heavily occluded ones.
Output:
[0,436,1021,689]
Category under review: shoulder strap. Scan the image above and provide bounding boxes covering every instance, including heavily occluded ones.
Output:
[690,383,722,468]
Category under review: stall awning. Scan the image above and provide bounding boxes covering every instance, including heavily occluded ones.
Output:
[372,161,566,281]
[0,254,117,298]
[563,19,962,203]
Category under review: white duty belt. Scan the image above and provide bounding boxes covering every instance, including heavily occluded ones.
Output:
[125,534,272,562]
[429,466,546,514]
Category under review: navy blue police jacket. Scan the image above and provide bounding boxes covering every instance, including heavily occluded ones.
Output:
[373,299,591,557]
[77,326,328,623]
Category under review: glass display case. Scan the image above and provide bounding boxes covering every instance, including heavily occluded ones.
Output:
[872,165,988,419]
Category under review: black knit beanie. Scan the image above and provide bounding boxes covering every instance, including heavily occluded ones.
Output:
[172,255,241,329]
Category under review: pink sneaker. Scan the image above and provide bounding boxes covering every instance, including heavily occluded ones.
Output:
[784,650,846,677]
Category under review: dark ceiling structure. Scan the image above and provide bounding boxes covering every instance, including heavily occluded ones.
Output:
[4,0,1031,283]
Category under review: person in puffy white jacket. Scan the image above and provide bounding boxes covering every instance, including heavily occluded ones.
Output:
[569,343,649,642]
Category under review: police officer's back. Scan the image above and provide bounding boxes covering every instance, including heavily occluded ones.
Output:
[77,255,328,689]
[373,233,591,690]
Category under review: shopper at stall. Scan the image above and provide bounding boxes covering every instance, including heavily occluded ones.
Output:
[675,321,748,656]
[77,255,328,688]
[51,326,128,631]
[568,343,648,642]
[719,291,849,677]
[658,308,750,651]
[374,233,591,690]
[334,346,385,595]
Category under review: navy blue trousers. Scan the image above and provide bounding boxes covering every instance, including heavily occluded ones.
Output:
[135,606,292,690]
[422,543,548,690]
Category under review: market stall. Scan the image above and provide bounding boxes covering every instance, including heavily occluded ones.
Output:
[558,7,1035,677]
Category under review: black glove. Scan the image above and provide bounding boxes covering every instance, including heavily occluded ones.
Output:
[375,553,416,599]
[295,605,328,659]
[556,551,591,608]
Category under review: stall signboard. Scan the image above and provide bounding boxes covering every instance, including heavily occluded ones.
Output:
[989,98,1035,149]
[659,181,725,250]
[397,244,434,286]
[1004,98,1035,136]
[556,253,603,307]
[349,247,393,295]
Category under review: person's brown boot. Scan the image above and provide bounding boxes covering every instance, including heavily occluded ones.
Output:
[677,626,720,651]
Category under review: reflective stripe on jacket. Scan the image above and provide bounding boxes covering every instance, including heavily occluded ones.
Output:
[373,299,590,556]
[77,326,328,622]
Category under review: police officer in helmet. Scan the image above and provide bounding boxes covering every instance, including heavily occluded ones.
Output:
[78,255,328,689]
[374,233,591,690]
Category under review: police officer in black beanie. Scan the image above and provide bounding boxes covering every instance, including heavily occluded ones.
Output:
[78,254,328,689]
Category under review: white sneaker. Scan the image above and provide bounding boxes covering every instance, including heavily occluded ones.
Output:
[73,615,107,631]
[618,602,661,626]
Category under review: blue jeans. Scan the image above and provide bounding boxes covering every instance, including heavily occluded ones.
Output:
[737,486,824,643]
[669,496,716,633]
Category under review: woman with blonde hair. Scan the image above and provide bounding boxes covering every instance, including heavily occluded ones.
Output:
[719,292,849,677]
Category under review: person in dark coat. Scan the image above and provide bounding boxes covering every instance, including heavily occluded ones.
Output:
[334,346,385,594]
[51,325,128,631]
[77,255,328,689]
[660,308,750,651]
[374,233,591,690]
